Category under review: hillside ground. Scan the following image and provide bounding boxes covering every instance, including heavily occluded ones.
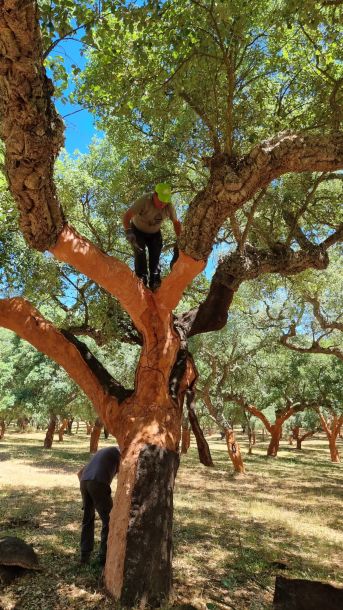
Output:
[0,430,342,610]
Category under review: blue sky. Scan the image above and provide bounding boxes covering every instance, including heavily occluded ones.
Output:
[51,38,102,155]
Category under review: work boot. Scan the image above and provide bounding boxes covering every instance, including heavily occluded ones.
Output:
[149,274,161,292]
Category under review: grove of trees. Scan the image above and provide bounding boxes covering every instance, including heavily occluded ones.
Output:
[0,0,342,606]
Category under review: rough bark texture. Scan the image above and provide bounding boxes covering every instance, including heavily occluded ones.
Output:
[90,417,103,453]
[186,389,214,467]
[0,0,64,249]
[44,414,57,449]
[106,444,179,607]
[179,134,343,260]
[273,575,343,610]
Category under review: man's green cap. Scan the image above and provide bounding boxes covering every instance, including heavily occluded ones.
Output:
[155,182,172,203]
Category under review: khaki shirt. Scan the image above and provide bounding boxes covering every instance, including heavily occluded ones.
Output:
[131,193,177,234]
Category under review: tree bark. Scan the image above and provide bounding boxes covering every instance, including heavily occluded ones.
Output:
[267,425,282,457]
[181,419,191,454]
[317,409,342,463]
[0,419,5,440]
[224,429,245,473]
[186,389,214,467]
[90,417,103,453]
[44,414,57,449]
[58,418,68,442]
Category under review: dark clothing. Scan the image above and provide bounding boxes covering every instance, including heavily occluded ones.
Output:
[80,480,112,561]
[81,446,120,486]
[131,224,163,287]
[79,446,120,562]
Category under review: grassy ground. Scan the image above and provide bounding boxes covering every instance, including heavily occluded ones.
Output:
[0,430,342,610]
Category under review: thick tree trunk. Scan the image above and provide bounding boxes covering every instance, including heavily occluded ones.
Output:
[224,429,245,473]
[267,425,282,457]
[58,418,68,442]
[44,414,57,449]
[296,430,316,450]
[106,444,179,606]
[90,417,103,453]
[0,419,5,440]
[328,435,340,463]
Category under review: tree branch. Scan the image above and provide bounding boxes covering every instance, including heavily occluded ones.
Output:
[0,297,124,431]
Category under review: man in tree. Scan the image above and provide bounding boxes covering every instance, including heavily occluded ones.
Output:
[78,445,121,566]
[123,183,182,290]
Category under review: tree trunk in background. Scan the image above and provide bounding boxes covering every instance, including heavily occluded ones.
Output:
[328,436,340,463]
[224,429,245,473]
[44,414,57,449]
[317,410,342,463]
[104,426,109,439]
[181,425,191,454]
[67,418,74,434]
[262,428,265,441]
[90,417,103,453]
[296,430,316,450]
[290,426,300,445]
[86,421,93,435]
[267,425,282,457]
[58,418,68,442]
[76,420,80,433]
[186,389,214,467]
[0,419,5,440]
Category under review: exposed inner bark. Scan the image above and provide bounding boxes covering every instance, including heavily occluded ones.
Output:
[106,444,179,607]
[44,414,57,449]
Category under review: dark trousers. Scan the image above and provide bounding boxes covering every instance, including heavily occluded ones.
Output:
[131,225,162,286]
[80,480,113,560]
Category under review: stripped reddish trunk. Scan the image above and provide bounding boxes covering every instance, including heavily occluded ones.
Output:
[44,414,57,449]
[90,417,103,453]
[329,437,340,463]
[318,410,342,463]
[225,429,245,473]
[58,418,68,442]
[267,425,282,457]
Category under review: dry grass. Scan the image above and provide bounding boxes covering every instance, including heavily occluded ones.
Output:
[0,430,342,610]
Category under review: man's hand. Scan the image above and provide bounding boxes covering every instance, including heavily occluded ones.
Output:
[125,228,143,254]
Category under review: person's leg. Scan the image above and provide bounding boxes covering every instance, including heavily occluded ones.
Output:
[80,481,95,563]
[147,231,163,290]
[88,481,113,565]
[131,225,148,285]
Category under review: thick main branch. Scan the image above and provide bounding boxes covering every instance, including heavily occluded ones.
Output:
[0,297,122,431]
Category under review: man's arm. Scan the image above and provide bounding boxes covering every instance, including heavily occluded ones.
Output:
[123,208,134,230]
